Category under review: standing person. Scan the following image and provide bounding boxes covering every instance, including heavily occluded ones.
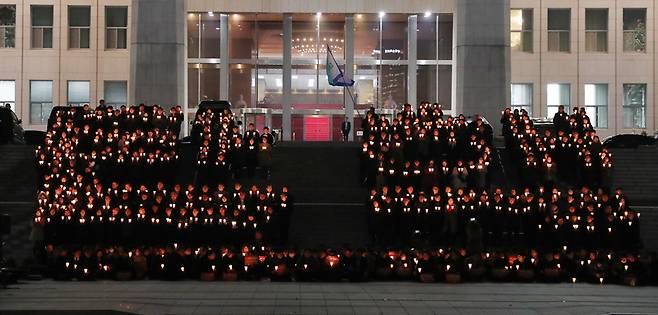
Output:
[258,137,272,179]
[245,137,259,178]
[553,105,569,134]
[341,118,351,142]
[261,126,274,144]
[245,123,260,142]
[97,99,106,108]
[277,187,294,246]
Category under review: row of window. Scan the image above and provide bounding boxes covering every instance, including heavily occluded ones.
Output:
[511,8,647,53]
[0,5,127,49]
[0,80,127,124]
[511,83,647,129]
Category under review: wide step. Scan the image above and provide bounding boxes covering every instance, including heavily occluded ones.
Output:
[289,204,368,249]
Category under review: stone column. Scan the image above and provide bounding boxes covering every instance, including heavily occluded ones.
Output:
[407,15,417,110]
[282,14,292,141]
[344,14,355,141]
[220,14,229,100]
[455,0,510,127]
[130,0,185,109]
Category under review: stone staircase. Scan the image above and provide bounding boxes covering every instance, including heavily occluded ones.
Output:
[0,145,37,202]
[269,142,369,249]
[0,144,38,264]
[607,146,658,251]
[3,142,658,260]
[609,146,658,204]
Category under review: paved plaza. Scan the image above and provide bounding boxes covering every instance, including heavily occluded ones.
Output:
[1,281,657,315]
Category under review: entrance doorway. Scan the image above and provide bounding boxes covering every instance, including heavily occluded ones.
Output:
[304,115,330,141]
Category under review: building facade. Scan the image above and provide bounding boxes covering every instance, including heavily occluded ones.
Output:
[20,1,658,139]
[511,0,658,138]
[0,0,511,140]
[0,0,130,128]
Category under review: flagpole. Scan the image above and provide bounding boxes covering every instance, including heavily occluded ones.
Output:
[327,45,361,120]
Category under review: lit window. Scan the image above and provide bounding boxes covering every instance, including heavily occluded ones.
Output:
[67,81,90,106]
[511,84,533,116]
[0,80,16,110]
[623,84,646,129]
[104,81,127,106]
[584,84,608,128]
[546,83,570,118]
[30,81,53,124]
[510,9,532,53]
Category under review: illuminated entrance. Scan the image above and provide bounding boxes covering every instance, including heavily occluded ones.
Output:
[185,12,455,140]
[304,115,330,141]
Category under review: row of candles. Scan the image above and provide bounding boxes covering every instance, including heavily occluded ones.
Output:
[55,244,640,284]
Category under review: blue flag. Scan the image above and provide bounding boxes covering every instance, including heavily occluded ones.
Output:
[326,45,354,87]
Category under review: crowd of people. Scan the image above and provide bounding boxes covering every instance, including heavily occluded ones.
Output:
[354,102,652,286]
[35,104,183,186]
[367,185,641,251]
[360,103,494,190]
[33,182,293,248]
[42,244,658,285]
[192,108,274,183]
[32,104,291,259]
[26,101,654,286]
[502,106,612,187]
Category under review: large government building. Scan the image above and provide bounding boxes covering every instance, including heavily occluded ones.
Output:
[0,0,655,139]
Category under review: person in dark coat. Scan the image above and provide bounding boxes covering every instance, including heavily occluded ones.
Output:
[341,119,351,142]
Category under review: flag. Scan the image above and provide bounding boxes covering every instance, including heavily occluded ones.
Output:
[326,45,354,87]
